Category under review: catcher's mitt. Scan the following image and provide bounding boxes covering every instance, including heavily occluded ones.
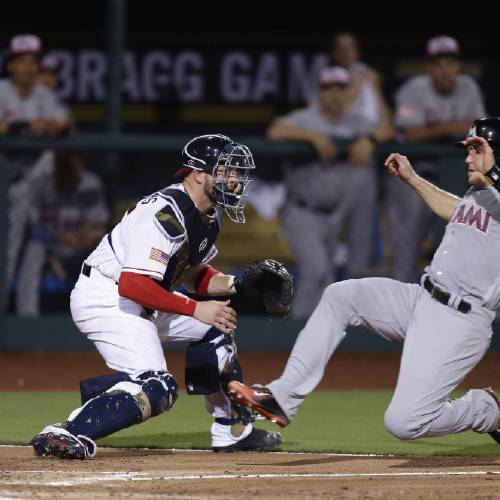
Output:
[234,259,294,318]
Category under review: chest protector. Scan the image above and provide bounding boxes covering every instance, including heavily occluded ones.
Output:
[155,187,221,291]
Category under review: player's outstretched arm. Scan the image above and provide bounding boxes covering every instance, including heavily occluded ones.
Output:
[384,153,459,221]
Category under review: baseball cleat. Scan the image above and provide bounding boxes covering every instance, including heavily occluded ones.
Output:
[249,385,269,421]
[483,388,500,444]
[212,427,281,453]
[30,425,97,459]
[227,381,290,428]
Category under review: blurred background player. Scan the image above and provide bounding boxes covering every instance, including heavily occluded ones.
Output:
[267,66,378,318]
[0,34,70,309]
[388,35,486,282]
[36,53,72,127]
[330,31,393,141]
[16,152,109,316]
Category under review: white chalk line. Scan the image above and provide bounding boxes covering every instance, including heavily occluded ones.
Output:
[1,470,500,486]
[0,444,391,457]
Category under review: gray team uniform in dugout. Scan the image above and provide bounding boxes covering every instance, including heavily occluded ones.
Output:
[0,79,66,304]
[389,74,486,282]
[267,185,500,439]
[281,105,376,318]
[0,79,66,179]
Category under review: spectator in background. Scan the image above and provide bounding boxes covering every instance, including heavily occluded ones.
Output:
[330,31,393,142]
[0,34,70,309]
[267,66,378,318]
[388,35,486,282]
[31,53,76,191]
[0,34,68,140]
[36,54,61,91]
[16,152,109,315]
[36,54,72,126]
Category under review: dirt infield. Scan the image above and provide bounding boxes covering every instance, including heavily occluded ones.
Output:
[2,351,500,390]
[2,352,500,498]
[1,446,499,499]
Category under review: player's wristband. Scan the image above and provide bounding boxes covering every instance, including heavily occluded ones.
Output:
[484,164,500,191]
[193,265,221,295]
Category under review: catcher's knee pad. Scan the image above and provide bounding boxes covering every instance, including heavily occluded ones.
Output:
[135,370,178,416]
[66,371,178,440]
[185,327,236,395]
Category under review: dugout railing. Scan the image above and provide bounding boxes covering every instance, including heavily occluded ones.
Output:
[0,137,480,352]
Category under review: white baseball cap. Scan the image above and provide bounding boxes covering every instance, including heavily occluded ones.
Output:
[318,66,350,87]
[426,35,460,58]
[8,34,42,55]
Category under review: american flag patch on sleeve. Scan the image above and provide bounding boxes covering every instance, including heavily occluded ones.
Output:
[149,247,169,265]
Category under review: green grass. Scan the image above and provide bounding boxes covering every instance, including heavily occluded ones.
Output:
[1,390,497,456]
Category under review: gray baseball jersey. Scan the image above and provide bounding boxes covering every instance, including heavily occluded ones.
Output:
[395,74,485,130]
[0,79,67,180]
[427,186,500,309]
[0,79,65,123]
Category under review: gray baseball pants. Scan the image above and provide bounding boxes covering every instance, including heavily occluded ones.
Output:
[267,277,499,438]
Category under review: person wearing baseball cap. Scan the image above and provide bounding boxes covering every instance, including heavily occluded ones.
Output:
[7,33,42,57]
[1,34,68,138]
[0,34,70,311]
[330,32,393,143]
[387,35,486,284]
[266,65,378,318]
[36,54,61,91]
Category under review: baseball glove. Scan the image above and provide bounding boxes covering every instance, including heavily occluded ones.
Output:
[234,259,294,318]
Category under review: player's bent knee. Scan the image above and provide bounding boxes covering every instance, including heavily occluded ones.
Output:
[321,281,354,308]
[383,406,420,441]
[135,371,178,417]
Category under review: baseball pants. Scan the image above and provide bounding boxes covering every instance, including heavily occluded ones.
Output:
[282,165,377,319]
[267,277,500,438]
[70,268,233,420]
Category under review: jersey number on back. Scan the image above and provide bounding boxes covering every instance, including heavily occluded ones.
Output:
[126,196,158,215]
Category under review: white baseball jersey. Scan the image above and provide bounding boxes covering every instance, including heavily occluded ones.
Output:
[85,183,219,287]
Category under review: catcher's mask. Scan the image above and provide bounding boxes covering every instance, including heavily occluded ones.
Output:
[177,134,255,223]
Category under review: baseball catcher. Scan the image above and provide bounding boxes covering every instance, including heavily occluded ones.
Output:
[30,133,289,459]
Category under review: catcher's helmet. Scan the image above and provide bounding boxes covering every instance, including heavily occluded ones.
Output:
[456,117,500,161]
[177,134,255,223]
